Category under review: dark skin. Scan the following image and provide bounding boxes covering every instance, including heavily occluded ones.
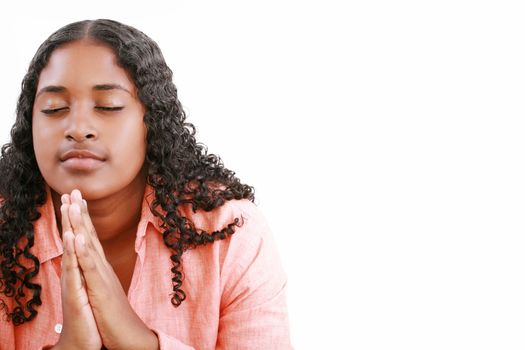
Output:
[32,40,159,349]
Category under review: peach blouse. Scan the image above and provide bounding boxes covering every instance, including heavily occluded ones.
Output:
[0,185,292,349]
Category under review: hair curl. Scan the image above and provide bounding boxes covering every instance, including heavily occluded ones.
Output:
[0,19,254,325]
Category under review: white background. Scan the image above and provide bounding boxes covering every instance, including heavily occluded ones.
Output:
[1,1,524,349]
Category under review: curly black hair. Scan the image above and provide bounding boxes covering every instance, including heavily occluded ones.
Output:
[0,19,255,326]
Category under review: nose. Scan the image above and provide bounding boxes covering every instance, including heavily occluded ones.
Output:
[63,106,98,142]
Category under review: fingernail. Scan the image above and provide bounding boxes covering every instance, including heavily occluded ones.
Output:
[72,189,82,201]
[83,199,87,208]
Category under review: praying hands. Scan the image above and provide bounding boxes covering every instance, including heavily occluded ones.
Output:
[52,190,159,350]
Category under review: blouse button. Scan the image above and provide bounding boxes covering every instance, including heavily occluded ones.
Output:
[54,323,63,334]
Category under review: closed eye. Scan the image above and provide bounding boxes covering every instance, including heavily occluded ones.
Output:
[96,106,124,111]
[40,106,124,114]
[41,107,68,114]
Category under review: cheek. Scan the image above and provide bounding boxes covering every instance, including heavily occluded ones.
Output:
[32,123,57,173]
[110,121,147,165]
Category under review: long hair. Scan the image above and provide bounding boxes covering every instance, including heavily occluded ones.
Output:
[0,19,254,325]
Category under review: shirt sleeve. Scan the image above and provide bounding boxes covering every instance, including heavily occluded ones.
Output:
[215,201,293,350]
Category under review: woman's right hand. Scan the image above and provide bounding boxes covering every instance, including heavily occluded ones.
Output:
[52,197,103,350]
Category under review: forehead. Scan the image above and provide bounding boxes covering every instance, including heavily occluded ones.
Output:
[37,40,135,93]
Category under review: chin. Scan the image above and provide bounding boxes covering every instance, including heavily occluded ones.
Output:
[49,180,110,200]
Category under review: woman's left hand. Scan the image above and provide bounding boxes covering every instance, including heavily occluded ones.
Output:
[62,190,159,350]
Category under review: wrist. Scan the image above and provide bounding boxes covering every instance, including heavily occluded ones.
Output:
[137,329,159,350]
[147,329,160,350]
[47,340,65,350]
[43,345,62,350]
[117,328,159,350]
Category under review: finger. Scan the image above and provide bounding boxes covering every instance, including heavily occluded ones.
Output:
[70,190,105,258]
[74,234,106,291]
[61,231,84,294]
[70,188,82,204]
[69,190,84,235]
[80,199,106,258]
[74,233,127,305]
[61,193,71,205]
[68,202,102,262]
[71,192,91,231]
[75,234,94,269]
[68,203,85,237]
[60,194,73,234]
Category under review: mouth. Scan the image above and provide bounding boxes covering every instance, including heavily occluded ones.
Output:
[60,150,106,172]
[61,157,105,171]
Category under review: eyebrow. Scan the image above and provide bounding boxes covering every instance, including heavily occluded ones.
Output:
[93,84,132,95]
[35,84,132,98]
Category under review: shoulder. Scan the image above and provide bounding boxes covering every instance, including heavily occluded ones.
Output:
[181,199,268,237]
[195,201,288,314]
[180,199,279,265]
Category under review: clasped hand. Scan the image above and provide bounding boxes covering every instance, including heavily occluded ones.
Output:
[54,189,158,350]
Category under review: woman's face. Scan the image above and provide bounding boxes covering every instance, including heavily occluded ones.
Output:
[32,40,148,200]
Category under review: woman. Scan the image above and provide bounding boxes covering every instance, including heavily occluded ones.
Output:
[0,19,291,349]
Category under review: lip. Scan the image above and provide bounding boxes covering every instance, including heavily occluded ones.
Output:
[60,149,106,171]
[60,149,105,161]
